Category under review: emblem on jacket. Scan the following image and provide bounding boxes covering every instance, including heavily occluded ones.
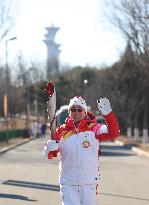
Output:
[82,140,90,148]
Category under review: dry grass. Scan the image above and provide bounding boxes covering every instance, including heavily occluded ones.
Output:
[0,118,26,130]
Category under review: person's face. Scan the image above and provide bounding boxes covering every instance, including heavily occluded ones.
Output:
[69,105,87,123]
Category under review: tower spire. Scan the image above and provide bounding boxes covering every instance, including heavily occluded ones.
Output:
[43,24,61,78]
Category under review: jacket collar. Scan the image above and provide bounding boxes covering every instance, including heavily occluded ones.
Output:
[65,112,96,129]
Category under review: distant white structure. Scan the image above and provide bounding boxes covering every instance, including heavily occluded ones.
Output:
[43,25,61,78]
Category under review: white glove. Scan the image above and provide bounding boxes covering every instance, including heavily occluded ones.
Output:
[47,139,59,151]
[44,139,59,152]
[97,98,112,115]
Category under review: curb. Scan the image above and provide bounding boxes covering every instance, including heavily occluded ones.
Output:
[115,140,125,146]
[115,140,149,158]
[0,138,33,155]
[132,147,149,158]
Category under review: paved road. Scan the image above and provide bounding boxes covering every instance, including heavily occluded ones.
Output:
[0,137,149,205]
[99,142,149,205]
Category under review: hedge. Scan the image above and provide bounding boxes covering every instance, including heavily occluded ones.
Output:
[0,129,30,143]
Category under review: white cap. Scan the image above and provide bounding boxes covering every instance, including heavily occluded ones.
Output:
[68,96,87,112]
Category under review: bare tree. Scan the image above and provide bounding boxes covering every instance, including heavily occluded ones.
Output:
[0,0,18,42]
[102,0,149,141]
[102,0,149,56]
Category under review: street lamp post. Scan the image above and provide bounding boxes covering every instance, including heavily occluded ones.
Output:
[6,37,17,84]
[4,37,17,143]
[83,79,88,101]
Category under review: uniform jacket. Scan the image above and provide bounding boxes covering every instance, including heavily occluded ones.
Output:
[46,111,120,185]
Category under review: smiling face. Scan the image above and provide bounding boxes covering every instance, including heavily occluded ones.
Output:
[69,105,87,123]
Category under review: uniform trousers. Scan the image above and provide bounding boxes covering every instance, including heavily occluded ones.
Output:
[60,184,97,205]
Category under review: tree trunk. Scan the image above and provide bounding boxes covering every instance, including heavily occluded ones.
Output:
[134,128,139,141]
[143,89,148,144]
[127,127,132,138]
[143,129,148,144]
[134,111,140,141]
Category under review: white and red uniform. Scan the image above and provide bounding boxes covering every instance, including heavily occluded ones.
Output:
[44,111,120,205]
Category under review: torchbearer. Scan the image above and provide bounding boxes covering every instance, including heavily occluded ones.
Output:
[43,92,120,205]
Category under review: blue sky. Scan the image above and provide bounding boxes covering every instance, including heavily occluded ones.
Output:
[3,0,126,68]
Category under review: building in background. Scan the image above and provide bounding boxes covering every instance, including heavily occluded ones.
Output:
[43,25,61,78]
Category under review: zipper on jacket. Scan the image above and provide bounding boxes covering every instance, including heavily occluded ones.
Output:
[73,121,80,184]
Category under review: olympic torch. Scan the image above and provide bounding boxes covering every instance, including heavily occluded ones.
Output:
[45,81,56,140]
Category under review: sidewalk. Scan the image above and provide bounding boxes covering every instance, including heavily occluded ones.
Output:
[0,130,51,155]
[0,137,33,155]
[116,136,149,158]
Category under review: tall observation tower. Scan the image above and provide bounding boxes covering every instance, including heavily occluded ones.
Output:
[43,25,61,78]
